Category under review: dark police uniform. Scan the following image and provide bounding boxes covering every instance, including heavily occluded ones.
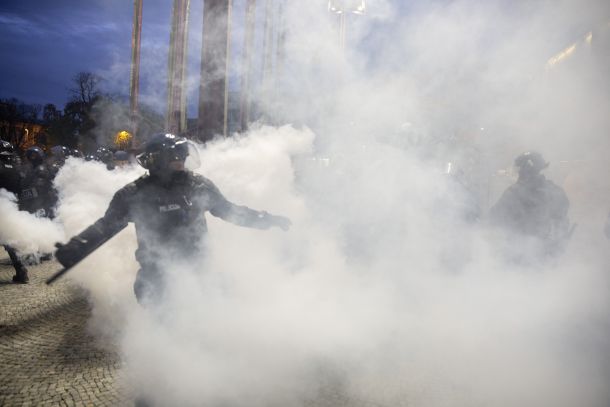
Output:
[0,146,29,282]
[19,162,58,219]
[57,170,284,303]
[490,173,570,257]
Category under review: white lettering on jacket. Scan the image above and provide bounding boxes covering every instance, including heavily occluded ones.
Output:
[159,204,181,213]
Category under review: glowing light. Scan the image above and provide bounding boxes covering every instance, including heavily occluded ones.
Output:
[114,130,133,148]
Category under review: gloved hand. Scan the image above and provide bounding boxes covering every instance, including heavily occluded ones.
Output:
[54,239,85,268]
[269,214,292,231]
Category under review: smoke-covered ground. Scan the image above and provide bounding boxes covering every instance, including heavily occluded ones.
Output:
[2,0,609,406]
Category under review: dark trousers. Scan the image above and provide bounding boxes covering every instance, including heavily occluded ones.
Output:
[4,245,28,279]
[133,266,165,306]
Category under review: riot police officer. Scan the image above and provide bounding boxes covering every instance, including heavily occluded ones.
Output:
[48,145,71,176]
[112,150,131,168]
[55,133,291,304]
[0,140,21,194]
[95,146,115,170]
[0,140,29,283]
[19,146,58,219]
[489,151,571,259]
[68,148,84,159]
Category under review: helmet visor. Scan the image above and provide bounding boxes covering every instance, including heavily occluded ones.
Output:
[183,141,201,171]
[137,140,201,171]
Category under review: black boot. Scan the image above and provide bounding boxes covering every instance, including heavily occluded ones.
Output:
[12,273,29,284]
[5,245,29,284]
[12,266,29,284]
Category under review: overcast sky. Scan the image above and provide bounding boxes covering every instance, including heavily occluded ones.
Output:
[0,0,298,116]
[0,1,422,110]
[0,1,135,108]
[0,0,603,115]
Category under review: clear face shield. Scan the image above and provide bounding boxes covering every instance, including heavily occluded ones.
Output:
[183,141,201,171]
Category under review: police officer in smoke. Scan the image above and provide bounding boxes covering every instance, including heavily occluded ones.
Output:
[48,145,71,177]
[20,146,58,219]
[0,141,22,197]
[95,146,115,171]
[489,151,571,260]
[0,140,30,283]
[54,133,291,304]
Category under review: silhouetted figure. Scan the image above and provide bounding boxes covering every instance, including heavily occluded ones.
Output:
[55,133,291,304]
[490,151,571,262]
[112,150,131,168]
[48,145,71,176]
[95,146,115,171]
[0,141,29,283]
[20,146,58,219]
[68,148,84,159]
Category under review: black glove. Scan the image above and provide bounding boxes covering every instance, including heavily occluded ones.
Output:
[269,214,292,231]
[54,238,86,268]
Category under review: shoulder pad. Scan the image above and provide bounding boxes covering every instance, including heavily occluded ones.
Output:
[133,174,150,188]
[117,175,148,196]
[191,173,217,189]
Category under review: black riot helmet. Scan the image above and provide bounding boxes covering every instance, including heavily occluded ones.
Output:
[114,150,129,161]
[67,148,83,158]
[514,151,548,178]
[95,146,114,164]
[25,146,46,166]
[0,140,15,160]
[137,133,199,173]
[50,145,70,161]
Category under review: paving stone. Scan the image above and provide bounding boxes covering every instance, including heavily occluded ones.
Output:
[0,249,133,406]
[1,249,381,407]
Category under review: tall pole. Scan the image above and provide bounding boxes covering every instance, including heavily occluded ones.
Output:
[259,0,275,122]
[198,0,232,142]
[262,0,275,82]
[338,11,346,50]
[167,0,191,135]
[239,0,257,132]
[129,0,143,145]
[275,0,286,78]
[328,1,366,50]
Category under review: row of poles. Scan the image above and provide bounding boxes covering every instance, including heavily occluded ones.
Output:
[127,0,280,145]
[128,0,365,145]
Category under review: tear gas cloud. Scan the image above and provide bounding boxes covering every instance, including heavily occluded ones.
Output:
[47,0,610,406]
[0,189,64,254]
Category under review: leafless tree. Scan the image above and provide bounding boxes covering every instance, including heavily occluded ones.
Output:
[69,72,101,105]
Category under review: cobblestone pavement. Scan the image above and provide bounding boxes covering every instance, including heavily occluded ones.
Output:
[0,249,385,407]
[0,249,132,407]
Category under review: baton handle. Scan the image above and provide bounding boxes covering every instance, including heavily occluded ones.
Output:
[46,267,71,285]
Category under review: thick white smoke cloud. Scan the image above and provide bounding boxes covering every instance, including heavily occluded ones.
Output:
[54,158,145,340]
[54,128,609,406]
[50,0,610,406]
[0,189,64,254]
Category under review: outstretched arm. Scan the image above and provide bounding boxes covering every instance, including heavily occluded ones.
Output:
[207,182,291,231]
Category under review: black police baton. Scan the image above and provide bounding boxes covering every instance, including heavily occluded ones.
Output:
[46,266,73,285]
[46,223,127,285]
